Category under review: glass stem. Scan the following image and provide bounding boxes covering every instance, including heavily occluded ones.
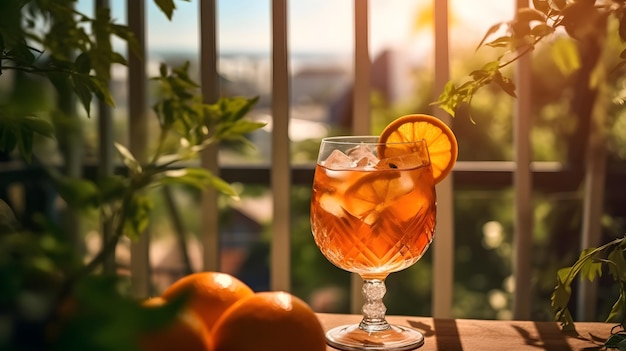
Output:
[359,278,391,332]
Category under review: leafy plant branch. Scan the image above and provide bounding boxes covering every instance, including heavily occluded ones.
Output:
[0,2,269,349]
[433,0,625,122]
[0,59,263,350]
[53,62,263,290]
[551,236,626,348]
[0,0,145,160]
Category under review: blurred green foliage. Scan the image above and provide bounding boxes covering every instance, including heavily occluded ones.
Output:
[0,1,265,350]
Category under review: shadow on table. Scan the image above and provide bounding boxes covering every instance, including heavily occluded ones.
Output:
[404,318,607,351]
[408,318,463,351]
[514,321,605,351]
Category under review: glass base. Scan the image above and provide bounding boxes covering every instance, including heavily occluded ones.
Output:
[326,324,424,351]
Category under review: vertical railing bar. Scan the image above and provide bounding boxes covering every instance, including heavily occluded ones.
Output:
[352,0,371,135]
[199,0,221,272]
[350,0,371,314]
[513,0,533,320]
[432,0,453,319]
[271,0,291,292]
[96,0,115,275]
[577,69,608,320]
[127,0,151,297]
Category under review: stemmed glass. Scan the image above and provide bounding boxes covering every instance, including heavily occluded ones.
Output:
[310,136,436,351]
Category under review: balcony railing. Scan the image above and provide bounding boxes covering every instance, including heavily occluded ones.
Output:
[1,0,614,322]
[77,0,604,319]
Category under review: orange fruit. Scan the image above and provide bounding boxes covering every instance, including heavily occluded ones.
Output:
[212,291,326,351]
[378,114,458,183]
[161,272,254,332]
[139,297,214,351]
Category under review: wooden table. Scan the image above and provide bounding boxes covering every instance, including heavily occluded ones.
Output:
[317,313,614,351]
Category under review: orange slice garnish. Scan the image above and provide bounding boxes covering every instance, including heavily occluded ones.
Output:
[378,114,458,184]
[343,172,413,225]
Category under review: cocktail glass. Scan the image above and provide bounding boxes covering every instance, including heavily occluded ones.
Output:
[310,136,436,351]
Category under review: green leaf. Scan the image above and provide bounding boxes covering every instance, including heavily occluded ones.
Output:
[552,237,626,331]
[576,247,603,282]
[161,168,214,189]
[533,0,551,15]
[556,267,574,286]
[476,22,506,51]
[550,37,580,76]
[172,61,198,87]
[111,24,141,59]
[16,128,34,161]
[605,333,626,349]
[111,51,128,65]
[580,257,602,282]
[75,52,92,74]
[97,175,129,203]
[560,309,576,332]
[469,61,500,82]
[485,36,512,49]
[608,248,626,281]
[154,98,176,129]
[153,0,177,20]
[20,116,55,138]
[216,120,267,140]
[606,293,625,323]
[70,73,94,117]
[433,81,458,116]
[161,168,239,199]
[551,273,572,308]
[88,75,116,107]
[208,174,240,199]
[49,173,100,209]
[167,74,197,99]
[6,43,36,66]
[0,200,20,235]
[516,8,546,23]
[530,23,555,37]
[0,123,19,155]
[123,195,152,240]
[216,96,260,124]
[493,71,517,97]
[115,142,143,175]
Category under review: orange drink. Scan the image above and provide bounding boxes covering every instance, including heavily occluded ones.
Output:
[309,115,457,351]
[311,143,436,279]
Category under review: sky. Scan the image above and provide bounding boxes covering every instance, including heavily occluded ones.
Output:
[81,0,514,57]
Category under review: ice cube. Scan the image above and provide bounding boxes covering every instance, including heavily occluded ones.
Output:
[346,143,378,168]
[322,149,353,169]
[354,157,370,168]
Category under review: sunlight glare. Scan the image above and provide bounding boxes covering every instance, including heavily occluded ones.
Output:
[214,272,234,289]
[275,291,294,311]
